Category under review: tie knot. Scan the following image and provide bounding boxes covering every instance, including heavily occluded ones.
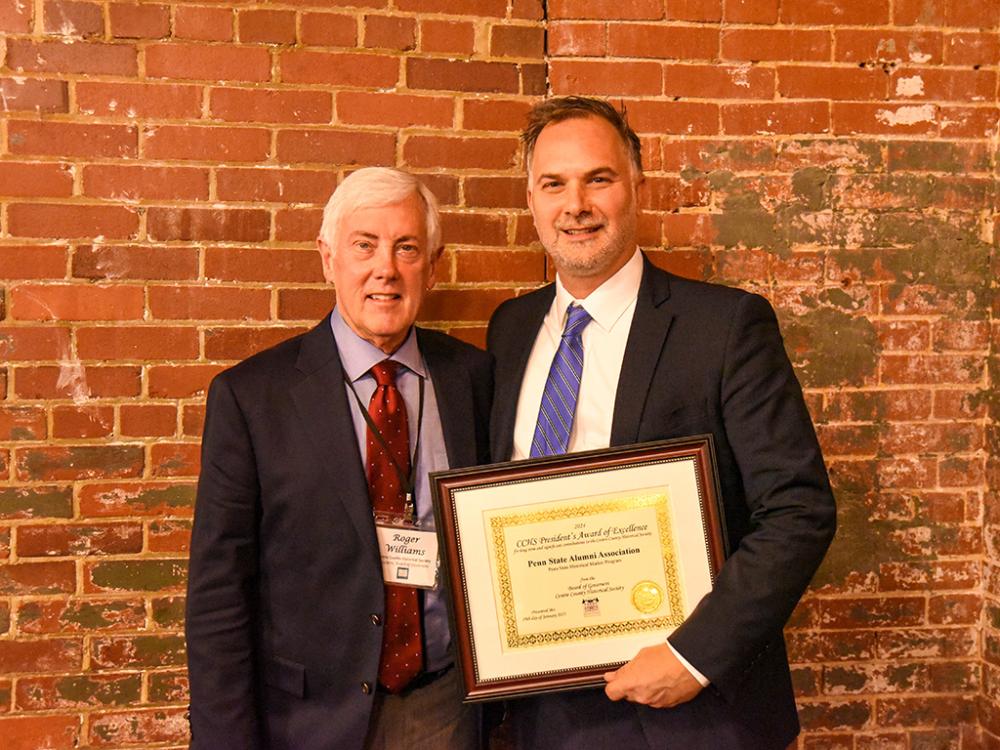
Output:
[370,360,400,386]
[562,304,592,338]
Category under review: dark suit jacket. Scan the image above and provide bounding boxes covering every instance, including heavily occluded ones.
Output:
[487,257,836,750]
[185,316,493,750]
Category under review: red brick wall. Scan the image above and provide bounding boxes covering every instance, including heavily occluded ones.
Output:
[0,0,996,747]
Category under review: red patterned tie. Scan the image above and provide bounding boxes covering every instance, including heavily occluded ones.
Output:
[366,360,423,693]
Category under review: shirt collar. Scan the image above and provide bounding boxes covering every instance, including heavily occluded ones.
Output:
[330,306,426,382]
[554,249,643,332]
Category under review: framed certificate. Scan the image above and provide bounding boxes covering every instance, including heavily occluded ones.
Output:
[431,436,727,702]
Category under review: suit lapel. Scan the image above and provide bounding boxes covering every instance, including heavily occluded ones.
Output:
[418,330,474,469]
[290,318,379,567]
[610,259,674,446]
[492,286,554,460]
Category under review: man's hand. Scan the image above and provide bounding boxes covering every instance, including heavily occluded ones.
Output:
[603,643,703,708]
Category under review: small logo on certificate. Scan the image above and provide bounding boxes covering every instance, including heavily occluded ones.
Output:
[631,581,663,614]
[582,597,600,617]
[396,566,410,580]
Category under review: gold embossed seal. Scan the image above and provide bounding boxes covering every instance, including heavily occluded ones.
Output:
[631,581,663,614]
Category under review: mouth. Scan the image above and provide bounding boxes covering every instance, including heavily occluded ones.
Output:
[367,293,401,302]
[559,225,603,238]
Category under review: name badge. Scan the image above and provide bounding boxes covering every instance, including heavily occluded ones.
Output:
[374,522,439,590]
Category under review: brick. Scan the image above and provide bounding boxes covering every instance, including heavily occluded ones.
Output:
[935,320,990,351]
[275,208,322,241]
[364,14,416,50]
[946,32,999,65]
[210,87,332,124]
[185,403,205,435]
[407,58,519,93]
[0,715,80,750]
[51,405,114,439]
[239,8,295,44]
[521,64,546,95]
[0,407,46,440]
[85,559,187,594]
[205,248,323,283]
[933,390,986,420]
[877,696,975,727]
[13,365,140,399]
[512,0,543,19]
[834,29,943,64]
[0,561,76,595]
[280,50,398,86]
[83,165,210,201]
[463,99,531,132]
[277,289,334,320]
[73,246,200,281]
[0,487,72,520]
[8,121,137,158]
[149,519,192,553]
[204,326,309,361]
[151,596,185,628]
[880,627,978,659]
[76,327,199,361]
[78,482,195,518]
[89,707,189,746]
[722,28,831,61]
[10,284,144,321]
[821,597,926,629]
[548,0,662,19]
[930,594,982,625]
[723,102,830,135]
[146,43,270,82]
[663,64,774,99]
[778,66,889,100]
[455,250,545,283]
[0,0,32,31]
[405,135,518,170]
[148,365,225,398]
[939,105,998,138]
[621,101,719,136]
[419,18,474,54]
[832,103,938,136]
[441,212,509,247]
[148,286,270,321]
[548,21,606,56]
[464,177,527,209]
[551,60,662,96]
[395,0,505,14]
[151,442,201,477]
[338,91,454,128]
[16,446,144,481]
[880,354,983,385]
[891,68,995,103]
[667,0,720,21]
[216,167,337,203]
[877,320,931,351]
[77,82,202,119]
[42,0,102,35]
[895,0,993,27]
[119,404,176,437]
[16,673,141,710]
[608,24,719,60]
[0,77,68,113]
[91,634,186,670]
[0,326,71,361]
[300,12,357,46]
[146,207,270,242]
[148,671,189,703]
[823,663,929,695]
[0,163,72,199]
[8,204,139,241]
[108,2,169,38]
[276,129,396,165]
[173,4,232,41]
[782,0,889,24]
[18,523,142,557]
[143,125,270,162]
[491,24,544,58]
[798,700,872,731]
[420,289,516,321]
[723,0,777,22]
[6,40,137,76]
[887,140,989,173]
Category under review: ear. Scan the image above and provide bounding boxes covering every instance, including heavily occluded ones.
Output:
[426,245,443,290]
[317,239,336,284]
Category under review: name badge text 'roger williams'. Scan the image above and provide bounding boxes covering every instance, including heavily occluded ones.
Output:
[374,524,440,590]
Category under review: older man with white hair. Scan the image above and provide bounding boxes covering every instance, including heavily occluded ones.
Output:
[186,167,493,750]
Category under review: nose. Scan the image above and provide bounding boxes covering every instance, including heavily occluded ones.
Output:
[371,243,399,278]
[563,180,589,217]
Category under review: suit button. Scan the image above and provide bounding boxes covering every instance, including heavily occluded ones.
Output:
[371,613,382,626]
[361,681,372,695]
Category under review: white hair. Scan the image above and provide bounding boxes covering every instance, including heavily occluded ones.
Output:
[318,167,441,253]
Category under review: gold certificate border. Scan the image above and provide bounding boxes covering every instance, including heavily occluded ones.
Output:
[488,491,685,649]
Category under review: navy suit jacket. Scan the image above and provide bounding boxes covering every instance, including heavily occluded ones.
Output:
[487,257,836,750]
[185,317,493,750]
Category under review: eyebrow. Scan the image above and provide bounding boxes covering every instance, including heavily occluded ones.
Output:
[535,166,620,183]
[348,230,421,244]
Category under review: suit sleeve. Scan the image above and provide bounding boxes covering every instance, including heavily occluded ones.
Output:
[185,373,262,749]
[668,293,836,699]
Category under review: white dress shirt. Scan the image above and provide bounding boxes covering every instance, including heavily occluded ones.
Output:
[511,248,710,687]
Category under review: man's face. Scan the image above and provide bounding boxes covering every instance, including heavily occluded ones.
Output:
[527,115,641,296]
[318,192,437,353]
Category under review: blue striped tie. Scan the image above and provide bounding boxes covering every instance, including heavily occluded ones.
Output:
[530,304,592,458]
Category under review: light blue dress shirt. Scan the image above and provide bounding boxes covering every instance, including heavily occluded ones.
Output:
[330,307,452,672]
